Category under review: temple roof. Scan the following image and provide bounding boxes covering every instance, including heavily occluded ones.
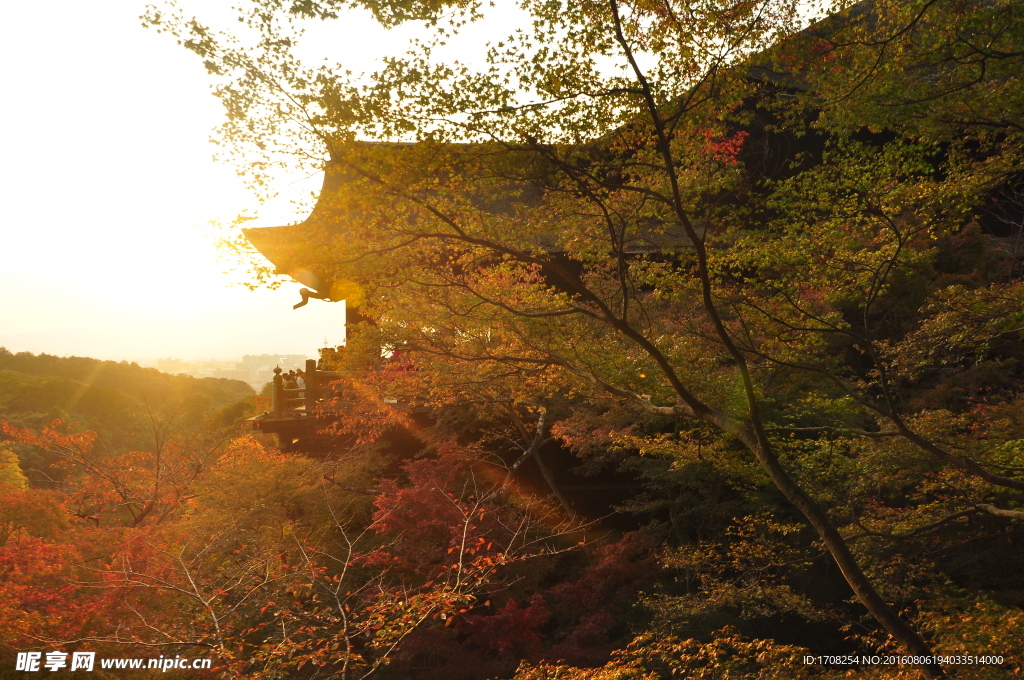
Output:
[240,3,870,300]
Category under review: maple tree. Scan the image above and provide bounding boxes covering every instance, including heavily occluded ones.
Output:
[2,410,607,678]
[141,0,1024,674]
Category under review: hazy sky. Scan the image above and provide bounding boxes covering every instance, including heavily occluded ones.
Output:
[0,0,515,363]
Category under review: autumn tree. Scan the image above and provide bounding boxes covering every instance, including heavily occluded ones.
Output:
[144,0,1024,676]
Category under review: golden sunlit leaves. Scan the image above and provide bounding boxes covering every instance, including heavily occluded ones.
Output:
[329,278,366,306]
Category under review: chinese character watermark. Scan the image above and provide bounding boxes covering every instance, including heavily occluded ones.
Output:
[15,651,95,672]
[71,652,96,671]
[16,652,41,672]
[43,652,67,672]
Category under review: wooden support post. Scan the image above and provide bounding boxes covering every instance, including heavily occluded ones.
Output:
[305,358,317,415]
[272,366,283,418]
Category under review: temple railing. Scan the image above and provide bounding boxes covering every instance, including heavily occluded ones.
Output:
[264,359,413,423]
[253,359,426,453]
[269,359,346,418]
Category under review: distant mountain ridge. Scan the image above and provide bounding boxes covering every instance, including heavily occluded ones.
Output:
[0,347,254,431]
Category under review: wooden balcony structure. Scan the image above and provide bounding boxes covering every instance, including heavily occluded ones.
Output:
[247,358,426,452]
[247,359,342,452]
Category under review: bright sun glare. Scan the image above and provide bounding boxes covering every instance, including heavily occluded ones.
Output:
[0,0,520,363]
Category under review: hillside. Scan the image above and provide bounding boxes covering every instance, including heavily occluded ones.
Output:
[0,348,257,487]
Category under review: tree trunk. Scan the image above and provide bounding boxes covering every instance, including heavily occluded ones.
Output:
[736,425,944,679]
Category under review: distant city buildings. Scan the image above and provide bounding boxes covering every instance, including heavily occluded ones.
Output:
[152,354,311,390]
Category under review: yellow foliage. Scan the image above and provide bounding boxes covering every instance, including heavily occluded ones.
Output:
[0,446,27,491]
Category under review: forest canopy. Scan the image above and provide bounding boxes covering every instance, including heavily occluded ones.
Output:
[3,0,1024,678]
